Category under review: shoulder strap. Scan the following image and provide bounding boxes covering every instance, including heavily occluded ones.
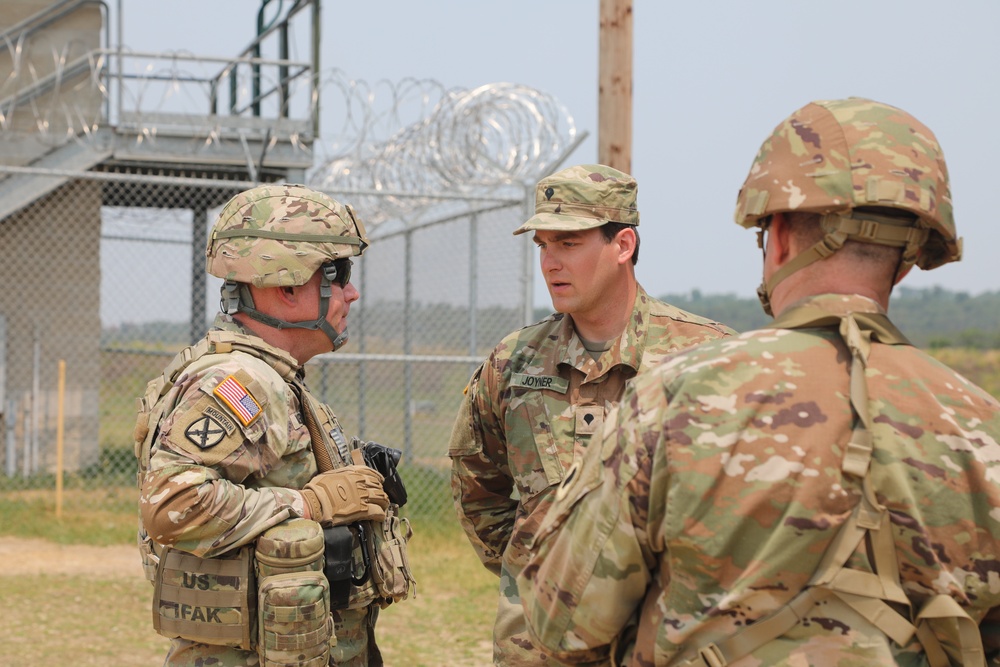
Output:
[205,330,300,381]
[290,380,347,473]
[134,330,302,475]
[681,312,985,667]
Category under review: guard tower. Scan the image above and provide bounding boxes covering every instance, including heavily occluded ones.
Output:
[0,0,319,474]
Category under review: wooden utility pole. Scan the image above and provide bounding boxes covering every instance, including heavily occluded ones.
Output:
[598,0,633,173]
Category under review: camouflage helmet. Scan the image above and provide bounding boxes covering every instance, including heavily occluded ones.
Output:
[735,98,961,270]
[514,164,639,235]
[207,183,368,287]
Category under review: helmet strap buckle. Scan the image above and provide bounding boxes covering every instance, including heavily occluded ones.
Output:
[220,281,243,315]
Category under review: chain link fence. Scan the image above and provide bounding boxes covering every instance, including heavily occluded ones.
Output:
[0,0,584,529]
[0,171,531,523]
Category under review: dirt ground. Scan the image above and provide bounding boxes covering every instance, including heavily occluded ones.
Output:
[0,535,141,576]
[0,536,494,666]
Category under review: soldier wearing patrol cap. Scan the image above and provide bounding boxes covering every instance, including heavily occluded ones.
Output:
[519,99,1000,665]
[134,184,413,667]
[448,164,733,665]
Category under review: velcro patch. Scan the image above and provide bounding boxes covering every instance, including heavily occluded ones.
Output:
[574,405,603,436]
[172,396,246,466]
[511,373,568,393]
[203,404,237,436]
[213,374,262,426]
[184,415,227,449]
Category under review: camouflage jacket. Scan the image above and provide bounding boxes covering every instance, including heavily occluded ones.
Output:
[519,294,1000,665]
[448,285,733,577]
[136,314,381,666]
[138,313,318,557]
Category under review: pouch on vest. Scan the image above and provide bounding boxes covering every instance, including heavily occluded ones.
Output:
[255,518,325,578]
[152,545,255,650]
[255,519,334,665]
[366,506,416,605]
[258,572,333,667]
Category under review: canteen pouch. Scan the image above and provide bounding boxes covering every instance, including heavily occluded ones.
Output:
[152,545,255,650]
[366,505,416,604]
[257,571,333,667]
[255,518,325,579]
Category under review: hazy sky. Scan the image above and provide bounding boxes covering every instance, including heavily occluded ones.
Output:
[117,0,1000,311]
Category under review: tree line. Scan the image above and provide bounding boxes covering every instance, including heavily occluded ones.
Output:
[103,287,1000,351]
[650,286,1000,349]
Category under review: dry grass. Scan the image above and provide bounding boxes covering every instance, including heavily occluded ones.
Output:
[0,520,497,666]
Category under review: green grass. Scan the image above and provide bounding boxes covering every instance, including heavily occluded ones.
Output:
[369,517,497,666]
[0,487,137,545]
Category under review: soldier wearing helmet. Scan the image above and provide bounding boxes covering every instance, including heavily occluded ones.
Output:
[134,184,412,667]
[519,99,1000,665]
[447,164,734,666]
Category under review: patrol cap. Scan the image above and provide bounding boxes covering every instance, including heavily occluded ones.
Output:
[513,164,639,236]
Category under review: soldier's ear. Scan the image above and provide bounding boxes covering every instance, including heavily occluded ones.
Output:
[769,213,794,265]
[614,227,637,265]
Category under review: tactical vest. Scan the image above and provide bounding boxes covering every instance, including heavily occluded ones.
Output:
[133,329,412,654]
[679,307,985,667]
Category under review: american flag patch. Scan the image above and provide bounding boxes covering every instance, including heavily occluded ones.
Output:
[213,375,262,426]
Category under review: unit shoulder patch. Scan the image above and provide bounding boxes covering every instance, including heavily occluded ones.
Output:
[184,415,227,449]
[171,395,246,465]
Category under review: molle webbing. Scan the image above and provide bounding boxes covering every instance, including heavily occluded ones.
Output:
[152,545,254,650]
[682,309,984,667]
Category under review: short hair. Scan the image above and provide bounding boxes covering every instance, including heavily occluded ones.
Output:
[784,209,906,266]
[600,222,640,265]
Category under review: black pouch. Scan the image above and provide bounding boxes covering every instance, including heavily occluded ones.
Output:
[323,525,355,610]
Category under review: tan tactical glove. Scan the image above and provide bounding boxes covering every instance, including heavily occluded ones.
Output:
[300,466,389,525]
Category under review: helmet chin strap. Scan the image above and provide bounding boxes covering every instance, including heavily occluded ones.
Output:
[220,264,350,352]
[756,280,774,317]
[754,211,928,318]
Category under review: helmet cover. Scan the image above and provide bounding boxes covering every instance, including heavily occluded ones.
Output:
[207,183,369,287]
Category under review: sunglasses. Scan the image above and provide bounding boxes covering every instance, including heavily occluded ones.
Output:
[323,258,353,288]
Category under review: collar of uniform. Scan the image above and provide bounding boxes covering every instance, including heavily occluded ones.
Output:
[213,311,245,333]
[556,285,648,378]
[210,312,304,377]
[779,293,886,319]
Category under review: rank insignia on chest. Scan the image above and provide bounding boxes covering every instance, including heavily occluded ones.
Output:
[575,405,603,436]
[213,375,262,426]
[184,415,227,449]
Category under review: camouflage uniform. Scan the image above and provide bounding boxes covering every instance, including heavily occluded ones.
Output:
[519,294,1000,664]
[138,313,378,667]
[450,164,733,666]
[135,184,387,667]
[519,100,1000,665]
[451,292,732,666]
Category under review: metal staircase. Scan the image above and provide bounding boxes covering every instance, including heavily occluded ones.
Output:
[0,0,320,219]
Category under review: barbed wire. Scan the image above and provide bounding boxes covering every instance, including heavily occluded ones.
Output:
[0,43,578,227]
[310,71,577,225]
